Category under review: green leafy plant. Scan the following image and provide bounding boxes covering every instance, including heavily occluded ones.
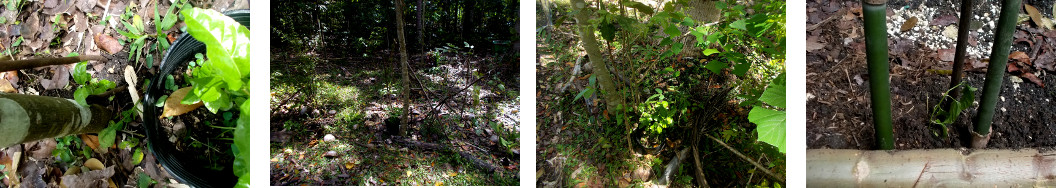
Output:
[638,89,677,135]
[116,0,185,66]
[573,74,597,102]
[179,7,251,187]
[99,108,137,149]
[747,73,785,153]
[70,53,117,107]
[929,83,977,137]
[52,135,90,163]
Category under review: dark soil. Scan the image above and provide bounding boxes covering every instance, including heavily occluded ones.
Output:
[807,0,1056,150]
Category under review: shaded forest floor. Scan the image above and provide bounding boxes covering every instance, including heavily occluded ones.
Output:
[269,47,520,186]
[807,0,1056,149]
[534,1,785,187]
[1,0,247,187]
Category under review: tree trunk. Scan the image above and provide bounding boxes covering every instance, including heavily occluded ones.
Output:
[395,0,412,136]
[571,0,623,112]
[0,93,112,147]
[418,0,425,58]
[807,149,1056,186]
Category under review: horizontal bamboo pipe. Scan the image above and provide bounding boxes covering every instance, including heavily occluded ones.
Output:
[807,149,1056,187]
[0,93,112,147]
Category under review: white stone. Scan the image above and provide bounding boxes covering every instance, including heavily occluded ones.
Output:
[323,134,336,142]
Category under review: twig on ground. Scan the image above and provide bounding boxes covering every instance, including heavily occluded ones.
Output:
[807,9,846,31]
[703,134,784,185]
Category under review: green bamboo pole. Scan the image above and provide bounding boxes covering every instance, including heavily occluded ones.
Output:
[973,0,1020,148]
[0,93,112,147]
[862,0,893,150]
[942,0,973,117]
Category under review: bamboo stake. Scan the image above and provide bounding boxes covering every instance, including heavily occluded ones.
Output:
[807,149,1056,187]
[862,0,893,150]
[942,0,973,118]
[973,0,1020,148]
[0,93,112,147]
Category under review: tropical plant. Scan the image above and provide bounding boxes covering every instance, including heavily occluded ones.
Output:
[748,73,786,153]
[179,7,251,187]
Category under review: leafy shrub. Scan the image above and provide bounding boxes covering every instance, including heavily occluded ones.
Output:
[70,53,116,107]
[179,7,251,187]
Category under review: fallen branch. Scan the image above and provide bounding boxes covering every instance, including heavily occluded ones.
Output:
[393,138,501,173]
[807,9,846,31]
[425,75,486,120]
[691,145,710,188]
[0,55,107,73]
[704,134,783,184]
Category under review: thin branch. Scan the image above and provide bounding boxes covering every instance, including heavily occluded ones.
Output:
[703,134,783,185]
[0,55,107,72]
[425,75,486,120]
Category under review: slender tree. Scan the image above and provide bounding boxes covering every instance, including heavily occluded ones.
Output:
[418,0,425,58]
[396,0,412,136]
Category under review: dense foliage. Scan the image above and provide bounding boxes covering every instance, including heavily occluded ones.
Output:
[180,7,252,187]
[272,0,517,55]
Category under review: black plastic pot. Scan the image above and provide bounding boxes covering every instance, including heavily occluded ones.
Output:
[142,10,249,188]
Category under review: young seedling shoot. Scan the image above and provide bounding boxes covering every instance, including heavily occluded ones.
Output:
[861,0,894,150]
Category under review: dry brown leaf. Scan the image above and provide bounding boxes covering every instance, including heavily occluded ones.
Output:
[937,49,956,62]
[1023,72,1045,87]
[1009,51,1031,65]
[81,134,100,151]
[160,87,203,118]
[1025,4,1054,30]
[0,79,16,93]
[806,35,825,52]
[41,65,69,90]
[901,16,917,32]
[93,34,123,54]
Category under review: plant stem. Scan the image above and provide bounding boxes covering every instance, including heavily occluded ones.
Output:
[974,0,1020,136]
[944,0,973,116]
[862,0,893,150]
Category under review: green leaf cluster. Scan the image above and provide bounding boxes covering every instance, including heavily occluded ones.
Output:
[116,0,187,66]
[99,108,137,150]
[180,7,251,187]
[747,73,786,153]
[929,83,977,137]
[70,53,116,107]
[688,0,785,78]
[639,89,678,135]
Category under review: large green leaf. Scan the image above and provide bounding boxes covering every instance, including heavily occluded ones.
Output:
[749,107,785,153]
[758,75,786,108]
[749,73,786,153]
[181,8,250,90]
[730,19,747,30]
[663,24,679,37]
[72,62,89,85]
[599,22,616,43]
[704,61,727,74]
